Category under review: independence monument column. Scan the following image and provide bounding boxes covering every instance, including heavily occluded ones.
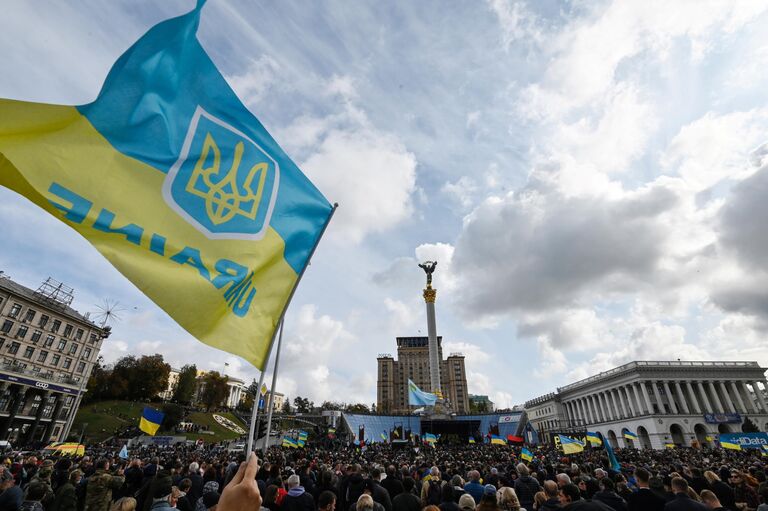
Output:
[419,261,441,397]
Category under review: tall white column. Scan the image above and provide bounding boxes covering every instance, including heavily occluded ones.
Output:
[674,381,690,414]
[623,386,635,416]
[638,383,651,415]
[603,392,614,420]
[589,395,599,423]
[580,399,589,424]
[651,381,664,414]
[610,389,623,418]
[632,383,647,415]
[614,389,626,418]
[696,381,713,411]
[686,381,702,413]
[423,287,441,395]
[754,382,768,413]
[729,381,747,414]
[718,382,735,413]
[708,381,724,412]
[740,382,758,413]
[599,393,611,421]
[663,381,679,414]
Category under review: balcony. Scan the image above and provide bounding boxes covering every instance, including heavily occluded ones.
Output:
[1,362,79,386]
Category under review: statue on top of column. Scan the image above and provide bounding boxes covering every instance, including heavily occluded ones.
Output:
[418,261,437,287]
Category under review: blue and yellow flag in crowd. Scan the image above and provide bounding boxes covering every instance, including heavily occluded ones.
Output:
[281,437,298,449]
[0,1,333,370]
[586,432,603,446]
[623,430,638,441]
[721,439,742,450]
[408,380,438,406]
[558,435,585,454]
[490,435,507,445]
[139,407,164,436]
[520,447,533,462]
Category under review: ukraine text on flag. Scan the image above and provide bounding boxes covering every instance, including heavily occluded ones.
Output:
[0,1,332,371]
[139,407,165,436]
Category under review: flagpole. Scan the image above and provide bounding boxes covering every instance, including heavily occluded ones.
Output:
[262,320,284,446]
[245,203,338,455]
[246,343,274,454]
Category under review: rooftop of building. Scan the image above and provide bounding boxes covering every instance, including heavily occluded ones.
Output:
[0,275,103,329]
[396,336,443,348]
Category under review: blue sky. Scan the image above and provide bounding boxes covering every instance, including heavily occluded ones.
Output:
[2,0,768,408]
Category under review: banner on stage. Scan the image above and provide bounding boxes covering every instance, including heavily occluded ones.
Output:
[719,432,768,449]
[498,415,516,423]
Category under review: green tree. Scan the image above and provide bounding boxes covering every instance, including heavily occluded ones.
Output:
[200,371,229,410]
[345,403,369,413]
[293,396,314,413]
[282,397,292,414]
[172,364,198,404]
[85,357,111,402]
[742,416,760,433]
[162,403,185,430]
[319,401,344,411]
[110,354,171,400]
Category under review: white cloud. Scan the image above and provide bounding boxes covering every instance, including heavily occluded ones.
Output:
[226,55,281,108]
[661,109,768,191]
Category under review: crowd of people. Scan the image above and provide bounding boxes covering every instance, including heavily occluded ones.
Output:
[0,441,767,511]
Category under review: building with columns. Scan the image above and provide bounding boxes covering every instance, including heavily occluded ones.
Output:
[0,275,109,445]
[525,361,768,449]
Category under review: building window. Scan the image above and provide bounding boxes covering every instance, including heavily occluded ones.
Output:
[75,329,83,340]
[31,330,42,343]
[44,335,54,347]
[69,343,78,355]
[1,321,13,334]
[32,366,40,374]
[63,324,73,337]
[16,325,28,339]
[8,342,20,355]
[76,361,85,374]
[51,320,61,333]
[23,346,34,359]
[38,315,49,328]
[9,304,21,318]
[89,333,98,343]
[37,351,48,363]
[63,358,72,369]
[0,339,4,351]
[23,309,36,323]
[57,340,66,351]
[83,348,92,360]
[51,354,60,366]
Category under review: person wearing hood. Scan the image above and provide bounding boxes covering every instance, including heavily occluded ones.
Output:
[281,475,314,511]
[51,470,83,511]
[194,482,220,511]
[591,478,627,511]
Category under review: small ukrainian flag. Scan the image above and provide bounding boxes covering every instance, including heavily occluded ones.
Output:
[623,430,638,441]
[468,438,476,444]
[665,443,675,449]
[558,435,585,454]
[586,432,603,446]
[721,440,742,450]
[520,448,533,462]
[139,407,164,436]
[490,435,507,445]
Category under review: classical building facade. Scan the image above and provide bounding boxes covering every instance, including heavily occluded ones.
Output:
[377,336,470,414]
[525,361,768,449]
[0,276,109,444]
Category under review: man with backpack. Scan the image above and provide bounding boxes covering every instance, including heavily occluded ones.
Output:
[421,468,445,508]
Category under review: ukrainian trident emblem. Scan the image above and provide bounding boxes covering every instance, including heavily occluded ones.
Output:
[163,107,280,240]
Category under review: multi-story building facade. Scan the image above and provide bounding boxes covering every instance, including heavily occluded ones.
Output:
[469,394,495,412]
[0,276,109,444]
[525,361,768,449]
[377,336,469,414]
[523,392,563,444]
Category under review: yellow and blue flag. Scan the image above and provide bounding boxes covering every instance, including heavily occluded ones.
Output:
[424,433,438,444]
[664,443,675,449]
[586,432,603,446]
[721,440,742,450]
[139,407,164,436]
[281,437,298,449]
[408,380,438,406]
[558,435,584,454]
[490,435,507,445]
[520,448,533,462]
[623,430,638,441]
[468,438,476,444]
[0,1,333,370]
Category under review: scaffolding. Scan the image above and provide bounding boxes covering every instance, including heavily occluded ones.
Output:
[33,277,75,311]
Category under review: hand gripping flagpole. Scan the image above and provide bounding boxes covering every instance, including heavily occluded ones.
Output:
[246,203,338,455]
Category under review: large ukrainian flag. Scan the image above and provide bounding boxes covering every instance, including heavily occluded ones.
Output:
[0,1,333,370]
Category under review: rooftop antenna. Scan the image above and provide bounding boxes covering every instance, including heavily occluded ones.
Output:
[93,299,126,328]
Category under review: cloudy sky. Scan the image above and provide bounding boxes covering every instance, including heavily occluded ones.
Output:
[2,0,768,409]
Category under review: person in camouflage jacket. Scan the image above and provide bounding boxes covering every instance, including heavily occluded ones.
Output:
[84,460,124,511]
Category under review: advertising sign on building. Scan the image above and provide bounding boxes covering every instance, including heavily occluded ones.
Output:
[704,413,742,424]
[719,432,768,449]
[499,415,516,423]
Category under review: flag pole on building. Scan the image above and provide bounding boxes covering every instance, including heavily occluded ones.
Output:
[246,203,338,454]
